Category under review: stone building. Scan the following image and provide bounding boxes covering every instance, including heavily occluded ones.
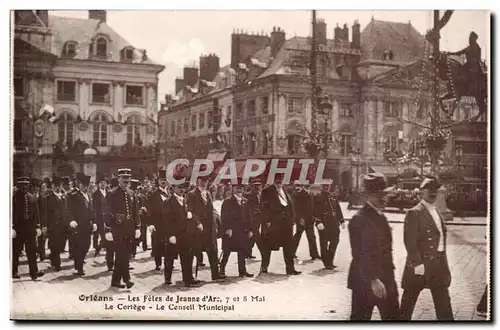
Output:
[158,17,487,189]
[13,10,165,181]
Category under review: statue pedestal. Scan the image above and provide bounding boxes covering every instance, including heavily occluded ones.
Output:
[435,186,454,222]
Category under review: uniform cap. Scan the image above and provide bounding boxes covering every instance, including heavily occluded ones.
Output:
[117,168,132,177]
[17,176,30,184]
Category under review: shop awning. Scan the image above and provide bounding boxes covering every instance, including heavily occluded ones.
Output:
[206,151,227,163]
[369,165,399,178]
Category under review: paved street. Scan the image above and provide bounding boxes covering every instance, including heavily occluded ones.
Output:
[11,207,489,321]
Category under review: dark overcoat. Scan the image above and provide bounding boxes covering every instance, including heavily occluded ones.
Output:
[261,185,295,250]
[186,188,218,251]
[221,196,251,252]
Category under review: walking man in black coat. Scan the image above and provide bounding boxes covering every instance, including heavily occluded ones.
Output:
[312,184,345,269]
[12,177,44,280]
[219,182,254,278]
[92,174,108,257]
[67,173,97,276]
[292,184,320,260]
[260,174,301,275]
[400,176,454,320]
[347,173,399,320]
[105,168,141,289]
[245,178,262,259]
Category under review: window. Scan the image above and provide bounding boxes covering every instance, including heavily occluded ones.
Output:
[287,135,301,155]
[262,131,269,155]
[207,110,213,129]
[236,134,243,155]
[170,120,175,136]
[57,80,76,102]
[288,98,303,114]
[92,83,110,103]
[191,115,196,131]
[417,101,428,119]
[126,115,142,145]
[340,134,352,156]
[385,136,398,153]
[384,101,400,117]
[248,132,256,156]
[92,113,108,147]
[177,119,181,135]
[261,96,269,114]
[199,113,205,129]
[14,119,23,146]
[340,103,353,117]
[58,112,74,147]
[14,77,24,98]
[317,59,327,78]
[183,117,189,132]
[62,42,76,58]
[247,100,256,118]
[455,141,487,155]
[122,47,134,60]
[235,103,243,120]
[96,38,107,57]
[126,85,144,105]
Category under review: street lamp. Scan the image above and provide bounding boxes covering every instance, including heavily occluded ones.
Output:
[350,147,363,191]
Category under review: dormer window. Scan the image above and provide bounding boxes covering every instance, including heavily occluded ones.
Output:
[121,47,134,61]
[62,41,77,58]
[96,37,107,57]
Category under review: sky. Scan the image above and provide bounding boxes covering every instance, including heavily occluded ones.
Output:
[50,10,490,102]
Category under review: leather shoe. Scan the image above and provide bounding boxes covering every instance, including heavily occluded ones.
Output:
[164,280,172,285]
[111,283,125,288]
[54,266,62,271]
[125,281,135,289]
[325,265,334,270]
[239,272,254,278]
[12,273,20,279]
[155,266,161,271]
[35,271,44,278]
[212,275,226,281]
[74,270,85,276]
[185,281,201,287]
[260,269,268,274]
[286,270,301,275]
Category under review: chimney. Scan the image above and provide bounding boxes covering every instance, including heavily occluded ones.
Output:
[199,53,220,82]
[35,10,49,27]
[183,67,199,87]
[89,10,107,23]
[342,23,349,42]
[175,78,186,94]
[352,20,361,49]
[334,23,342,41]
[315,19,327,46]
[270,26,286,59]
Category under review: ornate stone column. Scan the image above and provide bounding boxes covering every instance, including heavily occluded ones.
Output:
[376,99,385,162]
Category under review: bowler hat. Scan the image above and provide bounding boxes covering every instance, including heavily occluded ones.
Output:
[363,172,394,193]
[79,175,91,186]
[420,176,441,191]
[61,176,70,186]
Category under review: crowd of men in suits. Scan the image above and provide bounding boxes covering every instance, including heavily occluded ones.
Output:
[12,166,478,319]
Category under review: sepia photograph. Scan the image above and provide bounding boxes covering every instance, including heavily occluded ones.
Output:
[10,8,490,321]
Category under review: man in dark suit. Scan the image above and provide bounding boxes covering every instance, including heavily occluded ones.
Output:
[146,169,170,271]
[60,176,73,256]
[219,182,254,278]
[67,173,97,276]
[12,177,44,280]
[260,174,301,275]
[92,174,108,257]
[32,178,48,262]
[245,178,262,259]
[347,173,399,320]
[400,176,454,320]
[105,168,141,289]
[186,175,225,281]
[312,184,345,269]
[43,177,69,271]
[292,184,320,260]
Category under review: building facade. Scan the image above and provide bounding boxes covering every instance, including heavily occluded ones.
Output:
[13,10,164,182]
[158,18,487,189]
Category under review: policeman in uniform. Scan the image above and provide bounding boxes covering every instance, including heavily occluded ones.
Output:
[245,178,262,259]
[67,173,97,276]
[400,176,454,320]
[92,174,108,257]
[12,177,44,280]
[105,168,141,289]
[146,169,170,271]
[219,181,254,278]
[347,173,399,320]
[43,177,69,271]
[313,184,345,269]
[292,184,320,260]
[260,174,301,275]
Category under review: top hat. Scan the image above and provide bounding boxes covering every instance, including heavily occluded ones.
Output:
[75,172,86,183]
[363,172,394,193]
[17,176,30,185]
[31,178,41,188]
[52,176,61,186]
[61,176,71,186]
[96,173,107,183]
[80,175,91,186]
[117,168,132,177]
[420,176,441,191]
[158,169,167,181]
[130,179,140,190]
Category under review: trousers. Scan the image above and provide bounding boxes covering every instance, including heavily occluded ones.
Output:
[293,224,320,258]
[350,280,400,320]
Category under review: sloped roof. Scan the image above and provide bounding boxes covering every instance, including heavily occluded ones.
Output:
[48,15,159,65]
[361,19,425,63]
[372,59,433,89]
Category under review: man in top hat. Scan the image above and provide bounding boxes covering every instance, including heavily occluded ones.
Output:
[129,178,146,259]
[92,173,108,258]
[146,169,170,271]
[31,178,47,262]
[136,183,149,252]
[347,173,399,320]
[219,180,254,278]
[105,168,141,288]
[260,173,301,276]
[186,174,226,281]
[292,183,320,261]
[42,176,70,271]
[12,176,44,280]
[245,178,263,259]
[400,176,453,320]
[67,173,97,276]
[60,176,73,256]
[312,183,345,270]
